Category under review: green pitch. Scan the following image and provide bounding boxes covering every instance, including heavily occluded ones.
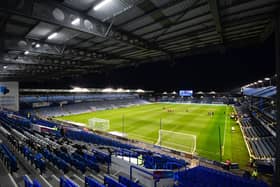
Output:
[56,103,249,167]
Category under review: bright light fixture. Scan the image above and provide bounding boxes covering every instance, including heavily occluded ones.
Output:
[35,43,40,48]
[94,0,112,11]
[258,80,263,83]
[116,88,124,92]
[24,51,29,55]
[71,17,80,25]
[102,88,113,92]
[136,89,144,93]
[70,87,89,92]
[47,32,58,40]
[264,77,270,81]
[3,65,7,69]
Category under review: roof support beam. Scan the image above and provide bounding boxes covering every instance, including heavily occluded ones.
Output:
[2,36,133,62]
[136,0,173,28]
[117,0,196,28]
[128,1,207,34]
[208,0,224,43]
[0,0,169,55]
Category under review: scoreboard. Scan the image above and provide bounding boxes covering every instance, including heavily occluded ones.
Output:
[179,90,193,97]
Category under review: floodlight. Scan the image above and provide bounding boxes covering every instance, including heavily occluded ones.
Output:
[258,80,263,83]
[102,88,113,92]
[48,32,58,40]
[264,77,270,81]
[3,65,7,69]
[70,87,89,92]
[136,89,144,93]
[24,51,29,55]
[116,88,124,92]
[71,17,80,25]
[35,43,40,48]
[94,0,112,11]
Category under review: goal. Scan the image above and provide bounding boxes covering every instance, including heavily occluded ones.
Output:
[156,130,196,154]
[88,118,110,131]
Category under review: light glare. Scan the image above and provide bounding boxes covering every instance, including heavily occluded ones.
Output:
[48,32,58,40]
[94,0,112,11]
[71,18,80,25]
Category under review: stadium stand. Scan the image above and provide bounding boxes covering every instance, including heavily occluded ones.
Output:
[0,110,189,186]
[20,94,137,105]
[237,79,277,162]
[237,109,276,159]
[243,86,276,98]
[174,166,268,187]
[22,97,148,117]
[0,108,270,186]
[0,143,18,173]
[158,96,229,104]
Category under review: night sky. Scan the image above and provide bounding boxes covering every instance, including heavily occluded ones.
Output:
[22,36,276,92]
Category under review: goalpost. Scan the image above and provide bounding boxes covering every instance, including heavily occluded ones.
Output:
[156,130,197,154]
[88,118,110,131]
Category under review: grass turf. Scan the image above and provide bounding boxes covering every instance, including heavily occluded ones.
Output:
[56,103,249,167]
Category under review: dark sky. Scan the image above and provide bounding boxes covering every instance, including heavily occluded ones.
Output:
[22,36,276,92]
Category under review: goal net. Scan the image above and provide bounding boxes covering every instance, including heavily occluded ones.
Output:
[88,118,110,131]
[156,130,196,154]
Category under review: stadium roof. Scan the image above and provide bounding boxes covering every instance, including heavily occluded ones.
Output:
[0,0,279,81]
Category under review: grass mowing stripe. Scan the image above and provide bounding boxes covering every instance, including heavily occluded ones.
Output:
[222,105,228,155]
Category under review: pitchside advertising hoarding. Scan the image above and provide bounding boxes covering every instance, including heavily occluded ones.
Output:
[179,90,193,97]
[0,82,19,111]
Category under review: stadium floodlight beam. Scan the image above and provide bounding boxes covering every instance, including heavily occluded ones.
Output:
[47,32,58,40]
[94,0,112,11]
[71,17,80,25]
